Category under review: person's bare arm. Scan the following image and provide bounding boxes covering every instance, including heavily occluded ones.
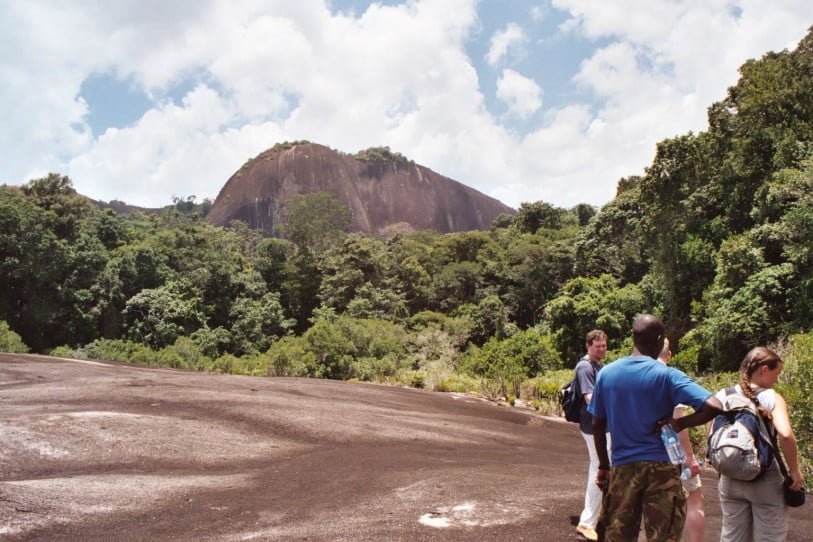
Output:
[673,405,701,476]
[772,393,804,491]
[671,396,723,431]
[592,417,610,490]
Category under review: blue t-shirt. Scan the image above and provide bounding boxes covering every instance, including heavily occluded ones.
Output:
[588,355,711,467]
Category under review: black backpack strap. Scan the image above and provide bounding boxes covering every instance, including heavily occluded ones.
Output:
[768,418,791,484]
[745,388,783,479]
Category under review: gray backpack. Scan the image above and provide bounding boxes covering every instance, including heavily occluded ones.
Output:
[707,387,775,481]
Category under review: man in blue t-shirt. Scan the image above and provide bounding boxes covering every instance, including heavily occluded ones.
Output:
[589,315,722,542]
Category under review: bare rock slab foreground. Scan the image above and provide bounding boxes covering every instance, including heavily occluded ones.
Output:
[1,354,810,541]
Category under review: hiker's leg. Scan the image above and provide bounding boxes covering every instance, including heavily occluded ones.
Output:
[641,462,686,542]
[748,467,787,541]
[718,475,753,542]
[603,463,644,542]
[683,478,705,542]
[579,431,602,529]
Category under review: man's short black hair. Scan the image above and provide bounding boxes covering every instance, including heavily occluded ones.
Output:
[632,314,665,358]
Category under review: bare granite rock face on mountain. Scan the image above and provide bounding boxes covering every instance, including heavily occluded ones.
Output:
[206,142,515,235]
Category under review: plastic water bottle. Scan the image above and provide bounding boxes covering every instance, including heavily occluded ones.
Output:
[660,425,692,481]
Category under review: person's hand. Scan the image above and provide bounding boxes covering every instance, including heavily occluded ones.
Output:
[688,457,702,477]
[789,468,805,491]
[596,468,611,492]
[655,416,678,434]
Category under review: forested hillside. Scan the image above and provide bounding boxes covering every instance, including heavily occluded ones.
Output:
[1,28,812,473]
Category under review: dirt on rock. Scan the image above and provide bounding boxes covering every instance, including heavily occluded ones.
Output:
[1,354,810,541]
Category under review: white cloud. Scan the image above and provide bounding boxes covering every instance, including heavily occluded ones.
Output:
[496,69,543,119]
[526,0,813,205]
[530,5,546,22]
[485,22,527,66]
[65,85,278,204]
[1,0,812,211]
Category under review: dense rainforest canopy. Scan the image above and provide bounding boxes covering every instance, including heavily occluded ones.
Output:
[1,29,812,379]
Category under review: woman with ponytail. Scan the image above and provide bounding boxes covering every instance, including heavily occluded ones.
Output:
[716,347,805,541]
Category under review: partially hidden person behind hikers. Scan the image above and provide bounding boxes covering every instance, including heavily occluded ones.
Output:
[714,346,805,542]
[589,314,723,542]
[658,338,705,542]
[574,329,610,541]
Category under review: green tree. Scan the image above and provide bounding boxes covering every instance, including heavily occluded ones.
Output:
[318,234,386,312]
[514,201,570,234]
[544,275,646,365]
[575,177,648,285]
[278,192,351,253]
[122,281,205,349]
[384,232,434,314]
[255,237,292,293]
[21,173,93,239]
[345,283,407,321]
[229,292,295,355]
[500,233,575,328]
[461,295,510,346]
[429,261,483,312]
[279,252,322,331]
[571,203,597,226]
[0,187,73,350]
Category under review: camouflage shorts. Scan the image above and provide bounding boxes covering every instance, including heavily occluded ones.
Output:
[598,461,687,542]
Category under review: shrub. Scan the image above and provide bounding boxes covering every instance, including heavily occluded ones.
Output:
[407,311,448,331]
[226,352,270,376]
[353,146,410,163]
[430,373,480,393]
[670,333,701,375]
[155,347,185,369]
[351,354,401,382]
[48,345,76,358]
[206,353,240,374]
[261,336,318,377]
[0,321,29,353]
[421,358,457,392]
[523,369,572,416]
[605,337,633,364]
[303,315,406,379]
[404,328,463,373]
[156,337,209,370]
[461,329,561,398]
[394,369,426,388]
[777,332,813,479]
[83,339,155,364]
[190,326,232,359]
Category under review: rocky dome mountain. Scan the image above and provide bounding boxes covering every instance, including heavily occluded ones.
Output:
[206,142,515,236]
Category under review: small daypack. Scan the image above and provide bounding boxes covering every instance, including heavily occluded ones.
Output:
[559,379,582,423]
[707,386,775,481]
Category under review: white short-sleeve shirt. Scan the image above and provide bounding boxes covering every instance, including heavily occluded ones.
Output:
[714,384,776,413]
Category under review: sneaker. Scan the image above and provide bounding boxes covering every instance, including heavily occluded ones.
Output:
[576,524,598,541]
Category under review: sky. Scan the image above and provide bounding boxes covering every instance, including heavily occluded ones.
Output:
[1,1,811,210]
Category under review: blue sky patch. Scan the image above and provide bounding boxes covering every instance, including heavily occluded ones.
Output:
[79,73,154,136]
